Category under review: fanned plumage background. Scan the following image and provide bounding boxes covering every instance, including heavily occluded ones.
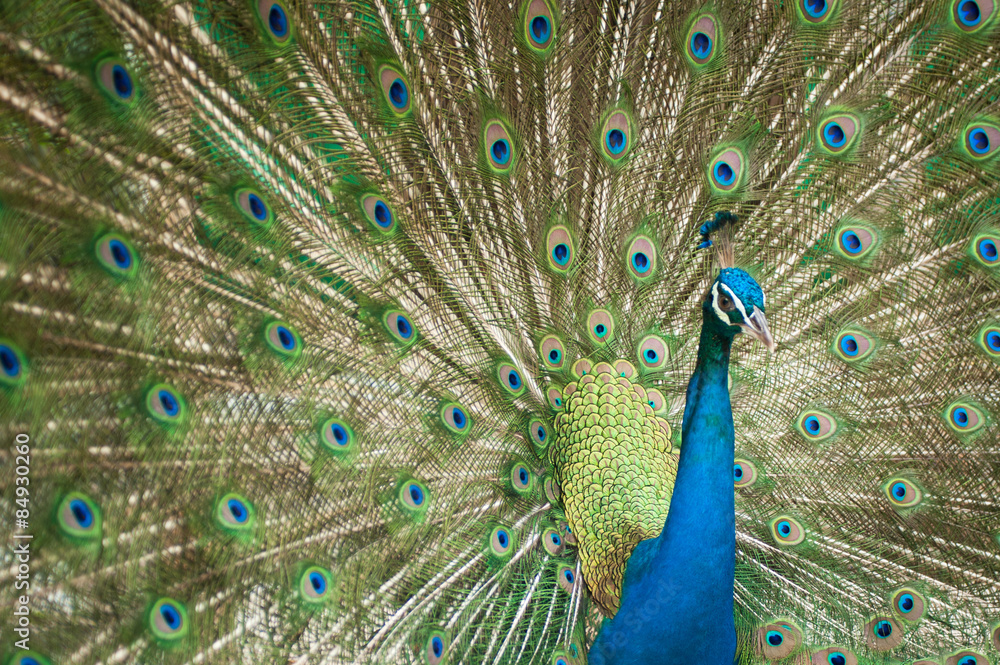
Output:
[0,0,999,663]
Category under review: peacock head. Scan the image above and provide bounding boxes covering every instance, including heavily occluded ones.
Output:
[706,267,775,353]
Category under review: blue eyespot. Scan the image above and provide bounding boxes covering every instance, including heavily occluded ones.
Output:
[111,65,132,99]
[276,325,295,350]
[644,349,658,362]
[734,464,744,481]
[507,369,522,389]
[554,397,562,406]
[987,330,1000,351]
[548,349,561,364]
[530,15,551,44]
[1,344,22,379]
[632,251,650,272]
[818,114,860,153]
[159,390,179,416]
[400,479,430,513]
[536,425,546,442]
[512,464,532,492]
[713,161,735,186]
[228,498,248,523]
[979,238,997,263]
[70,499,93,528]
[269,3,289,37]
[497,529,509,548]
[552,242,569,265]
[442,403,471,434]
[374,201,392,228]
[690,32,712,59]
[874,620,892,637]
[804,0,827,17]
[959,0,981,25]
[265,321,302,358]
[959,657,978,665]
[309,571,326,593]
[389,79,408,109]
[552,534,561,545]
[21,658,43,665]
[839,334,859,356]
[953,407,969,427]
[409,484,424,505]
[823,121,846,147]
[892,482,906,499]
[897,593,914,612]
[431,636,444,658]
[216,494,254,529]
[161,604,181,630]
[828,654,846,665]
[150,597,189,639]
[970,127,990,153]
[766,630,783,646]
[331,423,348,445]
[492,139,511,166]
[396,315,413,339]
[841,231,862,254]
[594,323,607,337]
[248,193,267,220]
[778,520,791,536]
[605,129,626,155]
[97,58,136,104]
[453,408,466,428]
[108,239,132,268]
[299,566,334,602]
[804,415,820,434]
[563,569,574,583]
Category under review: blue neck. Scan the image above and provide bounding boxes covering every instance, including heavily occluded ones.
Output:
[589,307,737,665]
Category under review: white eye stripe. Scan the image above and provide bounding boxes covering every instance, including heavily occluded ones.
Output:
[711,282,729,326]
[714,282,750,327]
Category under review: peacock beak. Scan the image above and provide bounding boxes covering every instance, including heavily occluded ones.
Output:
[740,309,775,354]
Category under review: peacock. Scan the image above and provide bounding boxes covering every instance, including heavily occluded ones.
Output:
[1,0,999,663]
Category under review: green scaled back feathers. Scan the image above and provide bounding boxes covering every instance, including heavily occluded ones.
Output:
[0,0,999,664]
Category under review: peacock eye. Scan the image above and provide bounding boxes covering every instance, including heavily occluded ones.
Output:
[542,527,565,555]
[96,57,136,103]
[441,402,471,435]
[510,464,533,494]
[539,335,565,369]
[489,525,515,557]
[891,587,926,621]
[145,384,187,425]
[865,617,902,650]
[770,515,805,546]
[299,566,333,604]
[398,478,430,517]
[264,321,302,358]
[0,340,27,387]
[95,233,138,278]
[361,194,396,233]
[384,311,416,344]
[734,458,758,488]
[320,417,355,454]
[557,564,576,592]
[236,188,274,226]
[884,477,922,509]
[758,621,802,659]
[425,632,448,665]
[498,362,525,394]
[149,597,189,641]
[718,294,735,312]
[57,493,102,539]
[216,493,255,532]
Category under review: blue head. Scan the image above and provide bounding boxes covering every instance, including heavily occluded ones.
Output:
[705,267,774,352]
